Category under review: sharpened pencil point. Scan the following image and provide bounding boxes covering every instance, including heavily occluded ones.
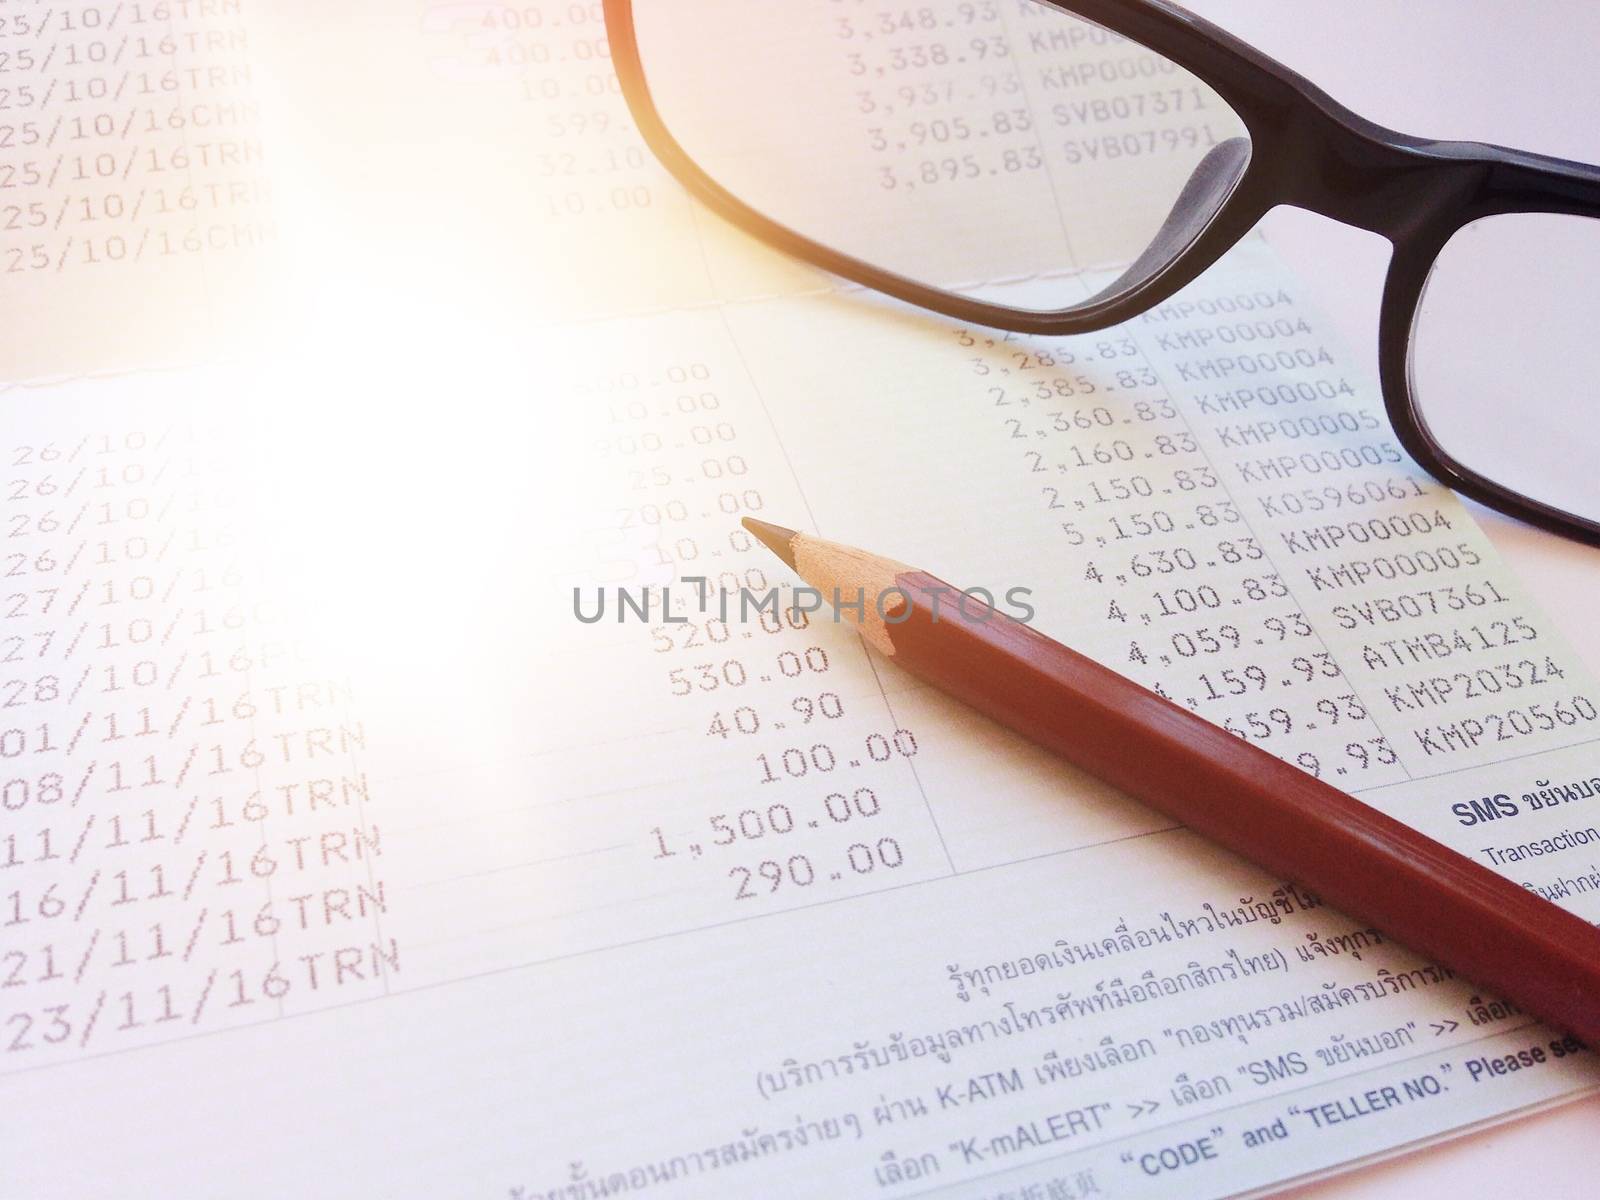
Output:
[742,518,800,569]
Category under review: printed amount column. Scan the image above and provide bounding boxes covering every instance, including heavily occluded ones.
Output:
[558,312,957,932]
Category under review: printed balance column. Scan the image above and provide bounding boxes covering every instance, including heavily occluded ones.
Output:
[1133,245,1600,780]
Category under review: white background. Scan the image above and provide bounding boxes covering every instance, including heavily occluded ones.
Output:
[1184,3,1600,1196]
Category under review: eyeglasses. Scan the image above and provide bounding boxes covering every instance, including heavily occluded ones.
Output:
[602,0,1600,547]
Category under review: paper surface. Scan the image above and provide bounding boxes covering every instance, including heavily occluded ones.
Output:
[3,4,1598,1197]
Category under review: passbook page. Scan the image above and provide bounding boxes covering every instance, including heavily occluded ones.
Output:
[4,4,1599,1198]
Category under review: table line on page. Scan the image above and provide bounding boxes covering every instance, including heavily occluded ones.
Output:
[706,291,962,879]
[1350,733,1600,795]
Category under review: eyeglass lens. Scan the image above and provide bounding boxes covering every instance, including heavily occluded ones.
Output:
[630,0,1252,313]
[1409,212,1600,527]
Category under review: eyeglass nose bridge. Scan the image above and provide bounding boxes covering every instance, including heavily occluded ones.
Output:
[1257,103,1486,245]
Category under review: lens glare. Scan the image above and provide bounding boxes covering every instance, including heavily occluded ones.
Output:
[630,0,1251,312]
[1410,212,1600,527]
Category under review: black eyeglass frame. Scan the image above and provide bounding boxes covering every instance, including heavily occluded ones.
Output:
[603,0,1600,547]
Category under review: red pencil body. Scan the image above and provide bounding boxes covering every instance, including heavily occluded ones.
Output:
[890,571,1600,1045]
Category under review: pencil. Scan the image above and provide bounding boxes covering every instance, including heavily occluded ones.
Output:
[742,518,1600,1046]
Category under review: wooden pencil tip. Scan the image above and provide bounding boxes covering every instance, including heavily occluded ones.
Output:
[742,518,800,569]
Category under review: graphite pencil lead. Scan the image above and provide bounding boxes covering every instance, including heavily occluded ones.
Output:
[741,518,800,569]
